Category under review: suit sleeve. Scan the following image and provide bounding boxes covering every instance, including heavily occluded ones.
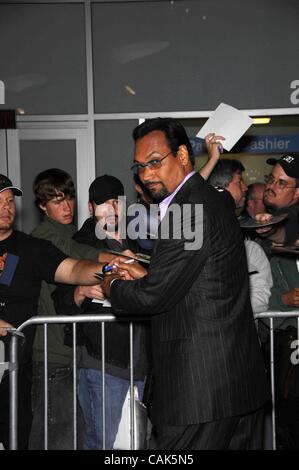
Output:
[111,205,211,316]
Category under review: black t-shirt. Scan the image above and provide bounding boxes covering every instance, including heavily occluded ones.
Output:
[0,231,67,362]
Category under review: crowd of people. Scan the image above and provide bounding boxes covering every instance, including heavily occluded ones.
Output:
[0,117,298,450]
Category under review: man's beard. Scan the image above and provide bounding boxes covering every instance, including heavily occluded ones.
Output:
[264,189,278,211]
[0,216,14,232]
[145,183,170,203]
[104,222,119,232]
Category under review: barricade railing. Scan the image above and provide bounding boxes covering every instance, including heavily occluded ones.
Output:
[254,309,299,450]
[7,314,144,450]
[6,309,299,450]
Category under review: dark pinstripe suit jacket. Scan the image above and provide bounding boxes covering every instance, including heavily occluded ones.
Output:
[111,173,270,425]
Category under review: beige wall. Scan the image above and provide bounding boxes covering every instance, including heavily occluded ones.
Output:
[195,153,274,185]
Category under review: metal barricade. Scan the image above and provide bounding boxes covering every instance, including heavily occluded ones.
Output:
[7,309,299,450]
[255,309,299,450]
[7,314,143,450]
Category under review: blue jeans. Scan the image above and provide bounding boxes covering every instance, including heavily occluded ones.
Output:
[78,368,144,450]
[29,363,84,450]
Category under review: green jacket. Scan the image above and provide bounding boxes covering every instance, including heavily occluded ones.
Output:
[269,256,299,311]
[267,256,299,332]
[31,216,99,365]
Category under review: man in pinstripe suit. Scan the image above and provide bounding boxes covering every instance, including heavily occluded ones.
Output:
[102,118,270,450]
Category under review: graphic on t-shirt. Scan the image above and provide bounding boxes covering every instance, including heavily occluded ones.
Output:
[0,252,19,286]
[0,253,7,273]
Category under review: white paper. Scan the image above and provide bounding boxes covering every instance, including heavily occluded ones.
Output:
[196,103,253,151]
[91,298,112,307]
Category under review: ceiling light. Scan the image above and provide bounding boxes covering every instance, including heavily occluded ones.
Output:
[125,85,136,95]
[252,117,271,124]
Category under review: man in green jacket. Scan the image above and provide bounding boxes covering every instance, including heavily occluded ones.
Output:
[261,254,299,449]
[269,255,299,312]
[29,169,131,449]
[29,169,101,449]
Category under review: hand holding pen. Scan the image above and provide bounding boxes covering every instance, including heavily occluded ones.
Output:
[95,258,138,282]
[109,259,148,281]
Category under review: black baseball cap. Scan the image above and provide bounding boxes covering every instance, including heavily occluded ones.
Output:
[266,153,299,179]
[0,174,22,196]
[266,158,278,166]
[89,175,124,205]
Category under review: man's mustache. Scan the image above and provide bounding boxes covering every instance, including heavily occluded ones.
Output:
[265,188,276,197]
[144,181,161,187]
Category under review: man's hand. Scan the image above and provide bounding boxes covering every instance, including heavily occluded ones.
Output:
[122,249,138,259]
[98,249,138,264]
[0,319,14,337]
[282,288,299,307]
[254,212,274,234]
[205,133,225,160]
[74,284,105,307]
[111,260,148,280]
[101,258,148,297]
[199,133,225,181]
[255,213,273,223]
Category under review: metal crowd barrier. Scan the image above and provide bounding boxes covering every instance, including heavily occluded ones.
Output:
[254,309,299,450]
[5,309,299,450]
[7,314,142,450]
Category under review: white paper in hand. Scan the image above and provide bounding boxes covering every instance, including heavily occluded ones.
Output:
[196,103,253,151]
[91,298,111,307]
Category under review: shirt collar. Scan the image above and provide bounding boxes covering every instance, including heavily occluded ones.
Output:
[159,171,196,221]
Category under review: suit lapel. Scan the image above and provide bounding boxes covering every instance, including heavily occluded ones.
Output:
[168,172,204,207]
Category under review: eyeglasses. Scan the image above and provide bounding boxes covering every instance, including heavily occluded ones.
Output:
[131,151,172,174]
[265,174,296,190]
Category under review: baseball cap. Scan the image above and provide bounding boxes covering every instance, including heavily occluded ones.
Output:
[266,158,278,166]
[89,175,124,205]
[267,153,299,179]
[0,174,22,196]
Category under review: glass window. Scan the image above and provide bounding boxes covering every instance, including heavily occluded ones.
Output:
[92,0,299,113]
[0,4,87,115]
[95,120,139,204]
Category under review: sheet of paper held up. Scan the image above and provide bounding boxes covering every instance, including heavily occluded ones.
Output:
[91,298,112,307]
[196,103,253,152]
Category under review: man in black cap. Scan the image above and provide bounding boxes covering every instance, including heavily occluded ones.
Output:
[88,174,126,245]
[52,175,148,450]
[256,153,299,247]
[0,174,108,449]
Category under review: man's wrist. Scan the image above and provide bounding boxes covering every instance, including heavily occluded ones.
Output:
[109,278,119,289]
[104,276,119,298]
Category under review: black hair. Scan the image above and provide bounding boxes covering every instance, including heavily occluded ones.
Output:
[132,117,195,165]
